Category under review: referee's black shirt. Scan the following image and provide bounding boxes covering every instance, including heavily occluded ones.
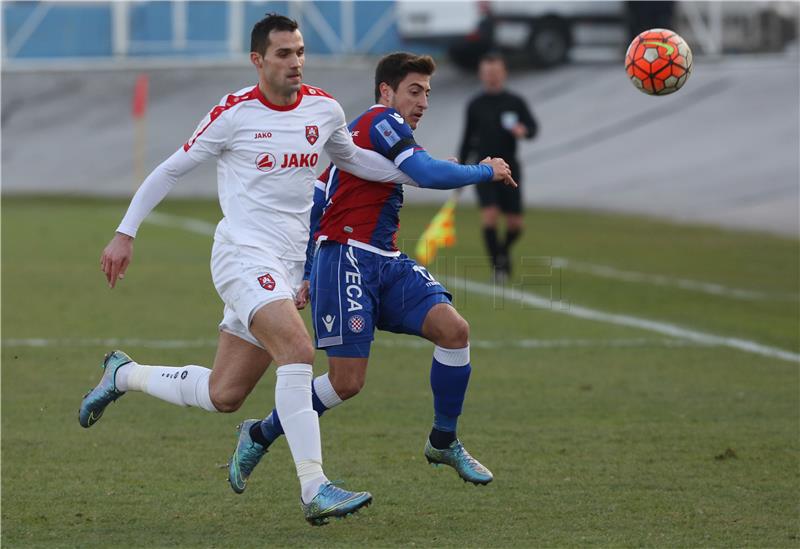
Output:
[458,90,537,166]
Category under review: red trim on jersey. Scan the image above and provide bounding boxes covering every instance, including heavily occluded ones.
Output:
[253,84,304,111]
[301,84,335,100]
[183,87,259,151]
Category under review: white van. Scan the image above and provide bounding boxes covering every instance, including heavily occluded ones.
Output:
[396,1,798,68]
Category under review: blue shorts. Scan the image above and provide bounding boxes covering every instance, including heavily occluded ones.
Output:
[309,241,452,357]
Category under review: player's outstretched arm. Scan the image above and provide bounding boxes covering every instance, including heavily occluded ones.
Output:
[398,152,517,189]
[104,149,201,288]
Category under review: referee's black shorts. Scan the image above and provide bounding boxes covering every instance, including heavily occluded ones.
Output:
[475,161,523,214]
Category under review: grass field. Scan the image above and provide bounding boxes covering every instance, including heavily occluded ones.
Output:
[2,196,799,548]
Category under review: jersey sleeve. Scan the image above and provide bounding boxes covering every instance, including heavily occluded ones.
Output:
[324,102,417,186]
[368,110,421,167]
[116,148,201,237]
[182,99,232,162]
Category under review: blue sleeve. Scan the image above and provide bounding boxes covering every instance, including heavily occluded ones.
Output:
[303,181,327,280]
[399,151,493,189]
[368,109,493,189]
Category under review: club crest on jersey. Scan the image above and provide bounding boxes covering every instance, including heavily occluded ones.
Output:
[257,273,276,291]
[256,152,276,172]
[305,125,319,145]
[348,315,365,334]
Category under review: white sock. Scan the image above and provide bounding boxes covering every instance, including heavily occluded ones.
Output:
[275,363,328,503]
[115,362,218,412]
[313,373,343,409]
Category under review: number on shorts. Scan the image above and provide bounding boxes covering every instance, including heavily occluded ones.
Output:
[412,265,436,283]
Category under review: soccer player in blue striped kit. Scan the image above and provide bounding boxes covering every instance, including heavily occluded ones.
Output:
[228,52,517,493]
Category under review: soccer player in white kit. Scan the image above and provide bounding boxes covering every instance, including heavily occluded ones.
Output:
[78,13,417,525]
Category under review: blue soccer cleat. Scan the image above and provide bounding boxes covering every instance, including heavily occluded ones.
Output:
[302,482,373,526]
[228,419,269,494]
[78,350,132,428]
[424,439,494,485]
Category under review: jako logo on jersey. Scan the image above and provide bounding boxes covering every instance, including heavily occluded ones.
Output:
[258,273,276,291]
[322,314,335,332]
[256,152,276,172]
[306,125,319,145]
[390,112,405,124]
[280,153,319,168]
[344,247,363,312]
[254,131,272,139]
[348,315,365,334]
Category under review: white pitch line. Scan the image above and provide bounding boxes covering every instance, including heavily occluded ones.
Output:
[148,212,217,235]
[145,212,800,364]
[1,336,710,351]
[444,277,800,364]
[552,257,798,302]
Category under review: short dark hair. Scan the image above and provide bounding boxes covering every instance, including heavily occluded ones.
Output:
[374,52,436,102]
[480,51,506,65]
[250,13,299,55]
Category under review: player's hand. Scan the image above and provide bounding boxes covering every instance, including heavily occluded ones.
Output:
[481,157,518,188]
[511,123,527,139]
[295,280,310,310]
[100,232,134,289]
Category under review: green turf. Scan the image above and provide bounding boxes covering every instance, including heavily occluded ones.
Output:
[2,196,798,548]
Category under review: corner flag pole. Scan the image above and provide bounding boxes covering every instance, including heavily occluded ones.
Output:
[131,73,149,188]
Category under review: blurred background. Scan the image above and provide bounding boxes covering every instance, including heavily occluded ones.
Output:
[2,0,799,235]
[2,5,799,546]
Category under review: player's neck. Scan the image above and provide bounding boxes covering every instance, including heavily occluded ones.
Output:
[259,82,298,107]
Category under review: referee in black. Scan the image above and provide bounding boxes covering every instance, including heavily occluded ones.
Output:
[458,52,538,281]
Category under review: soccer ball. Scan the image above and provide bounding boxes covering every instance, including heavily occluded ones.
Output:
[625,28,692,95]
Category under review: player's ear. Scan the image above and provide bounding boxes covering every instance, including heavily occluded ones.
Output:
[379,82,392,102]
[250,52,263,70]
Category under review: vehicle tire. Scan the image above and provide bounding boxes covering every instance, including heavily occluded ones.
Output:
[528,18,570,67]
[448,40,491,71]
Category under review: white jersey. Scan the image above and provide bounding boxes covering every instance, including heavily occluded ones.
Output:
[185,83,348,260]
[116,83,415,261]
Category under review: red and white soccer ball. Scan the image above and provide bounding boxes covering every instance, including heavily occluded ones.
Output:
[625,28,692,95]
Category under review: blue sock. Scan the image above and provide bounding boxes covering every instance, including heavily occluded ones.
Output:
[259,382,329,444]
[429,350,471,435]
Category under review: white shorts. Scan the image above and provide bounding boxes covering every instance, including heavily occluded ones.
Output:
[211,240,304,348]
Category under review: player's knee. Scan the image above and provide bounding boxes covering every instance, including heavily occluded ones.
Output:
[281,333,315,365]
[449,316,470,348]
[209,391,244,413]
[436,315,470,348]
[336,378,365,400]
[507,217,524,232]
[329,374,365,400]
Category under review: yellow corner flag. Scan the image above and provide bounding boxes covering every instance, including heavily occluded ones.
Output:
[415,197,457,266]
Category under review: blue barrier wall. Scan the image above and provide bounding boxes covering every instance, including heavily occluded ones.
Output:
[3,0,412,61]
[4,3,114,58]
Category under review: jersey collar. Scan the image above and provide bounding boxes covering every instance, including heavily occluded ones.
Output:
[254,85,304,111]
